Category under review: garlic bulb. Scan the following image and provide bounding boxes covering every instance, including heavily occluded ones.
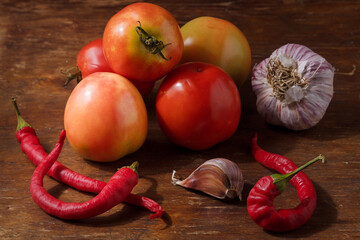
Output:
[252,43,334,130]
[172,158,244,200]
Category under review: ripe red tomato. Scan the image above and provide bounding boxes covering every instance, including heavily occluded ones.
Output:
[131,80,155,98]
[103,2,183,82]
[77,38,113,79]
[75,38,154,97]
[156,62,241,150]
[180,16,251,88]
[64,72,148,162]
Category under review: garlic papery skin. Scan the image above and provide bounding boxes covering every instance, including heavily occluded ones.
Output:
[252,43,334,130]
[172,158,244,200]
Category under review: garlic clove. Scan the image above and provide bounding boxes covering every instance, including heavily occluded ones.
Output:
[297,60,308,77]
[278,54,294,68]
[256,87,282,126]
[285,85,304,104]
[172,158,244,200]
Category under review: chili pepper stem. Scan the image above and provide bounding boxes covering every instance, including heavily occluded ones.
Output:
[271,154,325,193]
[11,98,31,131]
[121,161,139,174]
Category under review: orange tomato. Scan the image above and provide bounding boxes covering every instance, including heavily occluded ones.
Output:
[103,3,183,83]
[64,72,147,162]
[180,16,251,87]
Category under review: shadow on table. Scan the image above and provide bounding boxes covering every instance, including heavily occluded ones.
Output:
[265,181,337,238]
[82,136,200,176]
[47,176,172,228]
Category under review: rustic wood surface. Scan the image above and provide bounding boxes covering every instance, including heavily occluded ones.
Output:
[1,0,359,239]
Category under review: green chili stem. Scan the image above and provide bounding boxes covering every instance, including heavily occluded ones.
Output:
[120,161,139,174]
[11,98,31,131]
[271,154,325,193]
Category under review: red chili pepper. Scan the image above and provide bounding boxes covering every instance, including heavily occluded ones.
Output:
[31,130,139,219]
[12,98,163,219]
[247,133,325,232]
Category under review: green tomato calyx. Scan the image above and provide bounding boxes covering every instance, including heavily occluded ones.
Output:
[135,21,171,61]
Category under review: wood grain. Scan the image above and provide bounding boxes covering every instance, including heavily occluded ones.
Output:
[1,0,359,239]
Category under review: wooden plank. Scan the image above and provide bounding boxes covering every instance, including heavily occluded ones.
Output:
[1,0,359,239]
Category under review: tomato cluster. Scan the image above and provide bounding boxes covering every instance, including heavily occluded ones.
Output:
[64,2,251,162]
[75,38,155,98]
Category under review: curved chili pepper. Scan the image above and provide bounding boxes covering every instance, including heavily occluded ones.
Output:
[247,133,325,232]
[31,130,139,219]
[12,98,163,219]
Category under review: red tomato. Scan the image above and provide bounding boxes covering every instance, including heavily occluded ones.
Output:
[131,79,155,98]
[77,38,113,78]
[64,72,148,162]
[76,38,154,97]
[103,2,183,82]
[156,62,241,150]
[180,16,251,88]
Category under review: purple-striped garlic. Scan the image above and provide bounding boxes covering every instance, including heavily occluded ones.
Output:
[172,158,244,200]
[252,43,334,130]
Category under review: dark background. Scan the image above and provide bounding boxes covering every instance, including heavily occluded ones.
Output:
[1,0,359,239]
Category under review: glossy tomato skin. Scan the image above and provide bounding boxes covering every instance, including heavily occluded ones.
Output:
[77,38,154,98]
[156,62,241,150]
[103,2,183,82]
[180,16,251,88]
[64,72,148,162]
[77,38,113,78]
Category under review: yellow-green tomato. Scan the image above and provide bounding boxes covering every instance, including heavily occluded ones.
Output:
[180,16,251,87]
[64,72,148,162]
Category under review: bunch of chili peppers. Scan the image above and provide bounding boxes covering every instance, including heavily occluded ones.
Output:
[247,133,325,232]
[12,98,163,220]
[13,96,325,230]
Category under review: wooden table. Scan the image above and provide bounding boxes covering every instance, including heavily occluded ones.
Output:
[1,0,359,239]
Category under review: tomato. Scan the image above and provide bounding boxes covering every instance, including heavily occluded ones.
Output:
[75,38,154,97]
[77,38,113,79]
[180,16,251,88]
[103,2,183,82]
[156,62,241,150]
[130,79,155,98]
[64,72,148,162]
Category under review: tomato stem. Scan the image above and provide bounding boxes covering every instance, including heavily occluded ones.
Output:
[135,21,171,61]
[61,66,82,86]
